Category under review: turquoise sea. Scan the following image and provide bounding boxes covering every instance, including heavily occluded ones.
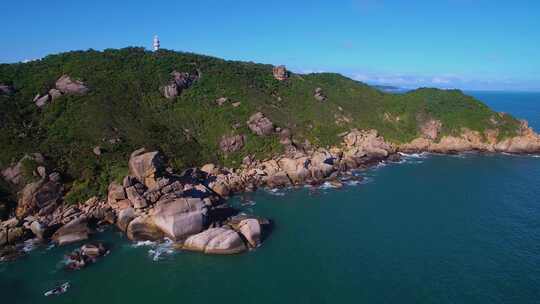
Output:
[1,91,539,304]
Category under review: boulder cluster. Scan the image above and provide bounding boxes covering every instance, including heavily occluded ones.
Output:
[33,75,89,107]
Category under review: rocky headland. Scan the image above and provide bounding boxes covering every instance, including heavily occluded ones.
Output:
[1,48,539,262]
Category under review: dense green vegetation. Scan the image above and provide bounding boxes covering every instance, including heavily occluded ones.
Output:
[0,47,521,203]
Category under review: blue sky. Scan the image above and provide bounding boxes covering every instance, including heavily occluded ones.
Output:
[2,0,539,91]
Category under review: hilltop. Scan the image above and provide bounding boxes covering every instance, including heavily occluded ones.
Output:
[0,47,532,212]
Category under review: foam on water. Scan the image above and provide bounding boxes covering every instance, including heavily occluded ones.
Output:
[20,238,40,253]
[266,188,286,196]
[148,238,175,261]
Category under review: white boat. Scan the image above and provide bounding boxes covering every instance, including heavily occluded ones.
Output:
[44,282,70,297]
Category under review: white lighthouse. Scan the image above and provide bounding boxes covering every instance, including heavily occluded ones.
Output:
[153,35,160,51]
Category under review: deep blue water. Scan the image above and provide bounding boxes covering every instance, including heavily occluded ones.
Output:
[0,91,539,304]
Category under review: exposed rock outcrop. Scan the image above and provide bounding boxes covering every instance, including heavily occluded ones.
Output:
[272,65,288,81]
[151,198,207,241]
[32,75,88,107]
[420,119,442,140]
[219,134,246,153]
[55,75,89,95]
[161,70,199,99]
[400,122,540,154]
[126,215,163,241]
[16,173,63,218]
[183,227,247,254]
[247,112,274,136]
[314,88,327,102]
[236,218,261,248]
[128,148,164,188]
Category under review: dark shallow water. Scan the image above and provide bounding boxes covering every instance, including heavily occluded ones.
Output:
[1,92,539,304]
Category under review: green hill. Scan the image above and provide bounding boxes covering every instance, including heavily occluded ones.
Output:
[0,47,521,204]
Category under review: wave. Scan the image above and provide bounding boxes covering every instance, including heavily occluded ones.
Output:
[344,180,361,186]
[131,240,157,248]
[21,238,40,253]
[265,188,286,196]
[398,152,429,159]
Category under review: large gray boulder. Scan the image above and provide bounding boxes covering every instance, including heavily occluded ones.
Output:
[183,228,247,254]
[126,215,163,241]
[116,207,137,232]
[247,112,274,136]
[151,198,206,240]
[237,218,261,248]
[52,216,90,246]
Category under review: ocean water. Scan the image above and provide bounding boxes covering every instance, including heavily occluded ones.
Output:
[1,92,539,304]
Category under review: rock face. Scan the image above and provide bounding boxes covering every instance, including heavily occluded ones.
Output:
[161,70,199,99]
[126,186,148,209]
[116,207,136,232]
[237,218,261,247]
[52,217,90,246]
[151,198,207,240]
[342,129,395,167]
[420,119,442,140]
[272,65,288,81]
[126,215,163,241]
[55,75,89,95]
[183,228,247,254]
[219,134,245,153]
[128,148,164,188]
[314,88,327,102]
[16,176,63,218]
[247,112,274,136]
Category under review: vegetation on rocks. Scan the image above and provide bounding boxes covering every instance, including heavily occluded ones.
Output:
[0,47,523,209]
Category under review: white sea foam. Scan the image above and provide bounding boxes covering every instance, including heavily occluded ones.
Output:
[344,180,361,186]
[148,238,175,261]
[266,188,285,196]
[132,240,157,248]
[21,238,40,253]
[398,152,428,159]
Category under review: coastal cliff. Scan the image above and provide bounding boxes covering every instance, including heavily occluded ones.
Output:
[1,48,539,259]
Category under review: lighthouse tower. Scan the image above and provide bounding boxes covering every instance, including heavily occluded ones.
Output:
[153,35,160,51]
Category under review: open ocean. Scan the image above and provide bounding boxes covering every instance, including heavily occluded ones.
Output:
[1,91,539,304]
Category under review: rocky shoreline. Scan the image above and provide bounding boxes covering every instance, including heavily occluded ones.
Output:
[1,123,540,262]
